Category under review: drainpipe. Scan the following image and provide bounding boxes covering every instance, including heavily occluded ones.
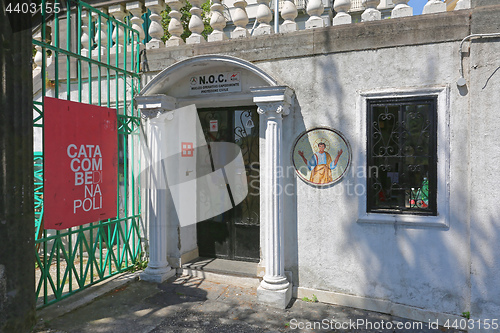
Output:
[274,0,279,33]
[457,33,500,86]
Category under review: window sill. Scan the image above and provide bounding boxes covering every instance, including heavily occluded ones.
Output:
[357,213,449,229]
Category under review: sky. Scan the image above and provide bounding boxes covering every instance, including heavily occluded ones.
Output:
[408,0,427,15]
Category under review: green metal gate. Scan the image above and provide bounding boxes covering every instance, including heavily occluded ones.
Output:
[32,0,143,308]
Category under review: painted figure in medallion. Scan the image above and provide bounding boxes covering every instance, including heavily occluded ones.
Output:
[298,143,343,184]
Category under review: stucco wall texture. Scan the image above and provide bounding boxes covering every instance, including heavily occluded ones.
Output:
[141,2,500,327]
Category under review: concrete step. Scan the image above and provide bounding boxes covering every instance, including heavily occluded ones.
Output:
[178,257,261,289]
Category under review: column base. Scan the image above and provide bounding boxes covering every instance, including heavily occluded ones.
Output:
[333,13,352,25]
[110,45,124,55]
[391,5,413,18]
[305,17,325,30]
[146,40,165,49]
[280,21,298,33]
[166,37,185,47]
[455,0,471,10]
[208,31,229,42]
[257,283,292,309]
[422,1,446,14]
[361,8,381,22]
[140,264,175,283]
[186,34,206,44]
[231,28,250,39]
[253,25,273,36]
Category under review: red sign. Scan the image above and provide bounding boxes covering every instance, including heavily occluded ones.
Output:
[181,142,194,157]
[44,97,118,230]
[209,120,218,132]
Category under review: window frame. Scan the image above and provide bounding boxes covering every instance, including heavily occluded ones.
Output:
[356,87,450,228]
[366,96,438,216]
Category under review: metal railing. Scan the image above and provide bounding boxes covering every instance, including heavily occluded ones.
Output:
[32,0,143,308]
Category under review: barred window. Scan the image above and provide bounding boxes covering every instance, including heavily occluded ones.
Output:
[367,97,437,215]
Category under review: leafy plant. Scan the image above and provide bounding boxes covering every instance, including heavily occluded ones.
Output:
[461,311,470,319]
[129,252,149,272]
[160,0,213,42]
[301,294,318,303]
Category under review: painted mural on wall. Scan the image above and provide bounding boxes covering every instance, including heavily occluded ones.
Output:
[292,127,351,186]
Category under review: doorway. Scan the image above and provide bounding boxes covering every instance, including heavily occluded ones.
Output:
[196,106,260,262]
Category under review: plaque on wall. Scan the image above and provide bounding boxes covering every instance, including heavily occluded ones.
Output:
[292,127,351,186]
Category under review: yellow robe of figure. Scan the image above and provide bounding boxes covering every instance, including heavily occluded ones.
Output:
[309,152,333,184]
[298,145,343,185]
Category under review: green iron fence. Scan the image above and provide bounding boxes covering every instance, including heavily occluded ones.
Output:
[32,0,143,308]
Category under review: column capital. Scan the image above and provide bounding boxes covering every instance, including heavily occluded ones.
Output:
[135,94,177,119]
[251,86,294,116]
[256,102,290,116]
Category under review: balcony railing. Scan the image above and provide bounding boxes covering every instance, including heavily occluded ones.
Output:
[32,0,470,76]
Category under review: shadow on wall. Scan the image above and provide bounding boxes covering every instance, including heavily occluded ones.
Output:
[336,50,472,317]
[280,40,479,319]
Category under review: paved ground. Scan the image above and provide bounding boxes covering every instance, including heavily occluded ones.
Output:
[33,274,465,333]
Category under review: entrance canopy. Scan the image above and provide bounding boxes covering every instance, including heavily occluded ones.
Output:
[139,55,279,108]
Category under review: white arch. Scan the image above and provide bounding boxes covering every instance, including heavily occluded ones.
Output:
[139,54,278,96]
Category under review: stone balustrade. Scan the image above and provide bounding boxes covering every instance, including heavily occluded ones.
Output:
[32,0,470,75]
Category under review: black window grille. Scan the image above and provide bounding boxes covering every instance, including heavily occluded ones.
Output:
[367,97,437,215]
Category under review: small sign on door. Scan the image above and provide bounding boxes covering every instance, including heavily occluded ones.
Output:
[210,120,218,132]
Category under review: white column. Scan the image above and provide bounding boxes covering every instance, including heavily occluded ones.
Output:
[127,1,147,51]
[136,95,178,283]
[251,86,294,309]
[280,0,298,33]
[109,4,128,54]
[361,0,381,21]
[146,0,166,49]
[254,0,273,36]
[186,0,206,44]
[392,0,412,18]
[332,0,351,26]
[208,0,228,42]
[165,0,186,46]
[231,0,250,39]
[305,0,325,29]
[422,0,445,14]
[455,0,471,10]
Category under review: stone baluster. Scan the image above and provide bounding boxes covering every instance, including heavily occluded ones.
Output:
[251,86,294,309]
[422,0,445,14]
[47,24,54,66]
[33,32,43,76]
[81,11,92,56]
[254,0,273,35]
[305,0,325,29]
[231,0,250,39]
[92,9,109,57]
[186,0,206,44]
[145,0,166,49]
[208,0,228,42]
[109,4,128,54]
[165,0,186,46]
[127,1,147,51]
[280,0,298,33]
[332,0,351,25]
[361,0,381,21]
[455,0,471,10]
[391,0,412,18]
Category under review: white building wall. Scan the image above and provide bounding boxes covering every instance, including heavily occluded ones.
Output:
[256,41,470,317]
[469,22,500,329]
